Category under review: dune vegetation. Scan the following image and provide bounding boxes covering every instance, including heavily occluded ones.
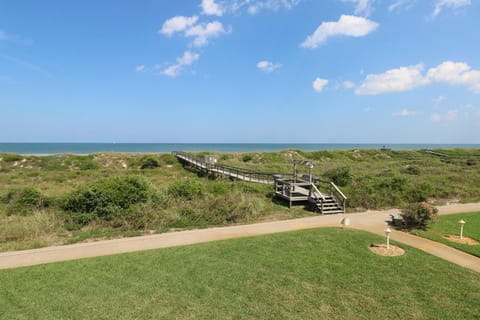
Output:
[1,148,479,251]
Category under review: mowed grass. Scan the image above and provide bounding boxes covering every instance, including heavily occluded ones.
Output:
[413,212,480,257]
[1,228,479,320]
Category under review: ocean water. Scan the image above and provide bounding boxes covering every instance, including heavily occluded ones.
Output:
[0,143,479,155]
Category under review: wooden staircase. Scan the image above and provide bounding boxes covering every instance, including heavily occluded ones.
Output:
[309,195,345,214]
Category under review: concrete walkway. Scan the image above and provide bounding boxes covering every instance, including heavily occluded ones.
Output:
[1,203,479,271]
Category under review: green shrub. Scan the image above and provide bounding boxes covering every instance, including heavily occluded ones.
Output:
[73,155,99,170]
[167,179,203,200]
[160,154,176,165]
[1,153,23,162]
[140,155,160,169]
[1,187,49,216]
[405,182,434,202]
[324,166,352,187]
[402,165,420,175]
[309,150,335,160]
[61,176,153,225]
[242,154,253,162]
[401,202,438,230]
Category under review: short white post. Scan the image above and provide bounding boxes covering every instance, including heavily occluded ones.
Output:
[458,219,466,239]
[385,228,392,249]
[340,217,350,228]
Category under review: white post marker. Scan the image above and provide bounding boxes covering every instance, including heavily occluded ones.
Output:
[385,228,392,249]
[340,217,350,228]
[458,219,466,239]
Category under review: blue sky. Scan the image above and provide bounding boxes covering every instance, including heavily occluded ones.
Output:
[0,0,479,143]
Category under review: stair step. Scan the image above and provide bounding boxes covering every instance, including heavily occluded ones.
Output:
[321,210,344,214]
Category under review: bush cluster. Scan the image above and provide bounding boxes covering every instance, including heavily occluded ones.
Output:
[401,202,438,230]
[61,176,154,225]
[140,155,160,169]
[1,187,50,216]
[1,153,23,162]
[167,179,203,200]
[324,166,352,187]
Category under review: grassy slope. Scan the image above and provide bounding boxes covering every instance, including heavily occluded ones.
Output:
[1,228,480,320]
[413,212,480,257]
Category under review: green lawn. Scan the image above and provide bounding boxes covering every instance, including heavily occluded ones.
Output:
[1,228,479,320]
[413,212,480,257]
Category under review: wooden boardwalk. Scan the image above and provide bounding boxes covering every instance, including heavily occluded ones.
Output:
[173,151,347,214]
[173,152,276,184]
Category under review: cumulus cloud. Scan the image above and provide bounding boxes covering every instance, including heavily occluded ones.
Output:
[355,64,426,95]
[356,61,480,95]
[393,109,416,116]
[431,113,442,121]
[426,61,480,93]
[162,51,200,78]
[160,16,199,36]
[312,78,329,92]
[256,60,281,72]
[201,0,223,16]
[301,15,378,48]
[432,0,471,17]
[185,21,229,47]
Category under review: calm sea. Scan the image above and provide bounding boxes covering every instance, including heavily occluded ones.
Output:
[0,143,479,155]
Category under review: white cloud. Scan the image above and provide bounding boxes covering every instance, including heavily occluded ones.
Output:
[363,107,371,112]
[355,64,426,95]
[393,109,416,116]
[256,60,281,72]
[343,80,355,89]
[341,0,377,16]
[162,51,200,78]
[201,0,223,16]
[356,61,480,95]
[432,0,471,17]
[301,15,378,48]
[426,61,480,93]
[135,65,146,72]
[431,113,442,121]
[160,16,199,36]
[241,0,301,15]
[312,78,329,92]
[389,0,416,12]
[185,21,229,47]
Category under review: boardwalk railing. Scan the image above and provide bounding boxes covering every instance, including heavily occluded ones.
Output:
[172,151,284,184]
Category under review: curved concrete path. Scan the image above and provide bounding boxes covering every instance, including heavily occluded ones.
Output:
[1,203,479,271]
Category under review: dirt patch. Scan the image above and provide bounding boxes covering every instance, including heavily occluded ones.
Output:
[443,234,479,245]
[369,243,405,256]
